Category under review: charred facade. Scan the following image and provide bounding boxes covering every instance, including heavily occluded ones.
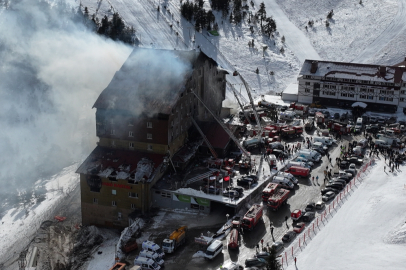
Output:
[77,48,227,228]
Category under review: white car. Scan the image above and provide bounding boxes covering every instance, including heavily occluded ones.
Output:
[349,163,356,170]
[294,156,314,167]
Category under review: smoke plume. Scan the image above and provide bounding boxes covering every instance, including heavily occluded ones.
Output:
[0,0,132,208]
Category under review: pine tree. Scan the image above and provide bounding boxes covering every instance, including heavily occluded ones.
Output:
[263,17,277,37]
[256,2,266,29]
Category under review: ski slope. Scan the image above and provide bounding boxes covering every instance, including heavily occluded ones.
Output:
[286,158,406,270]
[262,0,321,64]
[353,0,406,63]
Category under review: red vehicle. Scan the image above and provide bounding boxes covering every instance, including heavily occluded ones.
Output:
[232,216,241,230]
[223,158,235,167]
[262,183,279,202]
[291,209,303,221]
[315,112,324,124]
[228,228,239,249]
[290,102,309,113]
[267,188,290,211]
[122,239,138,253]
[281,126,303,139]
[293,222,306,233]
[285,166,310,178]
[242,204,263,230]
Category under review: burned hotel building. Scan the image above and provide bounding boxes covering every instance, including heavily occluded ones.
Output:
[76,48,228,228]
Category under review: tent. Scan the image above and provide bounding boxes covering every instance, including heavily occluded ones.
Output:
[352,102,367,108]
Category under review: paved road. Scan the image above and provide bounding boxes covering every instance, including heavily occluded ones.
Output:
[161,128,364,270]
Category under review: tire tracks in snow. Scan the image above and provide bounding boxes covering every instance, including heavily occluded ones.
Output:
[352,0,406,63]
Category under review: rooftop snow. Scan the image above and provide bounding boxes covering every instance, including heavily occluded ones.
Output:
[299,59,406,84]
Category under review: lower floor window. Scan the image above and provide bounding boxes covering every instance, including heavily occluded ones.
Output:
[112,201,116,206]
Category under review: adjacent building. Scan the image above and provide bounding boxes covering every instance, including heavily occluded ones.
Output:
[297,59,406,112]
[77,48,228,228]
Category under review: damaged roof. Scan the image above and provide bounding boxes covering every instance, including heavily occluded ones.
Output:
[76,146,164,182]
[300,59,406,84]
[93,48,219,115]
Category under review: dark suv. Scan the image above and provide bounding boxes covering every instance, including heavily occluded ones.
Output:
[237,178,255,187]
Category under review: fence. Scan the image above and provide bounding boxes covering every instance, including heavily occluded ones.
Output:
[279,158,375,267]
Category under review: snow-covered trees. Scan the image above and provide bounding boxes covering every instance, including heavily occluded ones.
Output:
[256,2,266,28]
[263,17,277,37]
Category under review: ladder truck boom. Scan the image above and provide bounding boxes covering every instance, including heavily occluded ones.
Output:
[227,82,252,125]
[239,75,263,136]
[190,117,218,159]
[190,90,250,157]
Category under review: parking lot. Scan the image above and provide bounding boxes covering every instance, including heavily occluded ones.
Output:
[158,119,369,270]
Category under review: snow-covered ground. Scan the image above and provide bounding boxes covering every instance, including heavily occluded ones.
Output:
[286,157,406,270]
[0,164,79,265]
[2,0,406,268]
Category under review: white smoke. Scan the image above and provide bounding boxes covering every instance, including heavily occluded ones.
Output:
[0,0,132,203]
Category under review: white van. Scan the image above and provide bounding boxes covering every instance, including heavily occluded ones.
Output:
[313,136,334,146]
[205,240,223,260]
[297,149,321,162]
[142,241,165,258]
[272,176,295,190]
[357,139,368,148]
[312,142,328,153]
[277,171,299,184]
[293,156,314,168]
[280,111,296,121]
[356,117,363,125]
[374,140,390,148]
[285,161,311,170]
[134,256,161,270]
[139,250,164,266]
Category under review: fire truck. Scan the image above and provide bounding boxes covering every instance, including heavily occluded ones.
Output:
[241,204,263,231]
[228,228,239,249]
[290,102,309,114]
[267,188,290,211]
[280,126,303,139]
[261,183,279,202]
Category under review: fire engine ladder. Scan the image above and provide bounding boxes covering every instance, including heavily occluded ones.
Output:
[190,117,218,159]
[240,75,263,136]
[227,82,252,125]
[190,90,250,157]
[185,168,219,186]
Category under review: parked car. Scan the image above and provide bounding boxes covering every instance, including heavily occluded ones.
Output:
[293,222,306,233]
[226,186,244,194]
[329,178,346,186]
[245,258,268,268]
[302,212,315,222]
[346,156,363,165]
[280,106,288,112]
[349,163,356,170]
[245,175,258,183]
[315,201,325,210]
[237,178,255,187]
[322,191,336,202]
[272,149,289,158]
[326,183,344,190]
[294,157,314,167]
[321,187,339,195]
[344,168,357,176]
[255,251,271,260]
[271,241,284,253]
[223,190,239,198]
[305,202,316,212]
[282,231,296,242]
[369,116,377,123]
[339,161,349,169]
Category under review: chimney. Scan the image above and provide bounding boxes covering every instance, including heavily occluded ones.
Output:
[310,61,318,73]
[379,66,386,77]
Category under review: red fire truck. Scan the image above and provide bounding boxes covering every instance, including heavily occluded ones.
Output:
[261,183,279,202]
[241,204,264,231]
[228,228,239,249]
[280,126,303,139]
[267,189,290,211]
[290,102,309,114]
